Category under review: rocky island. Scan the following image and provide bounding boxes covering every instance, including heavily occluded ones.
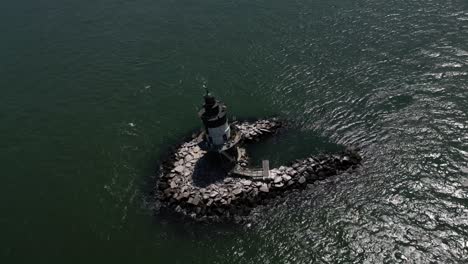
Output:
[156,92,361,223]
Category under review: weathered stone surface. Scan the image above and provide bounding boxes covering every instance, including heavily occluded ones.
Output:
[185,154,193,162]
[241,180,252,186]
[233,188,243,195]
[259,184,269,193]
[274,176,282,183]
[224,177,233,183]
[191,196,201,206]
[282,175,292,181]
[298,176,306,184]
[174,165,184,173]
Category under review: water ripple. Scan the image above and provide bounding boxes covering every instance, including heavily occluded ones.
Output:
[230,0,468,263]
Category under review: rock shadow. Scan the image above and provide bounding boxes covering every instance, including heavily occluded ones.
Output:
[192,152,235,188]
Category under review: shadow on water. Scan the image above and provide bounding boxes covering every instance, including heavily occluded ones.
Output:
[192,152,235,187]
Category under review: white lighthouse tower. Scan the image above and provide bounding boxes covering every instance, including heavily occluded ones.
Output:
[198,90,231,151]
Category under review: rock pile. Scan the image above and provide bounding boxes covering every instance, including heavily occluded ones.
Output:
[236,119,282,142]
[156,119,361,223]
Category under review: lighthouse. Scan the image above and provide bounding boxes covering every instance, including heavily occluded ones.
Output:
[198,90,231,151]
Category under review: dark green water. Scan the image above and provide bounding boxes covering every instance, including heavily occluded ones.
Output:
[1,0,468,263]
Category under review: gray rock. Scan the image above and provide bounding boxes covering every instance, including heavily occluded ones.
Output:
[233,188,243,195]
[274,183,284,188]
[170,181,177,189]
[462,179,468,187]
[298,176,306,184]
[241,180,252,186]
[259,184,269,193]
[185,154,193,162]
[191,196,201,206]
[174,165,184,173]
[224,177,233,183]
[282,175,292,181]
[274,176,282,183]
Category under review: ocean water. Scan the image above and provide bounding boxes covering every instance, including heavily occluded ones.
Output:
[1,0,467,263]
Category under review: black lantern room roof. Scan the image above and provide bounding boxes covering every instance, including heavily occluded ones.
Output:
[198,92,228,128]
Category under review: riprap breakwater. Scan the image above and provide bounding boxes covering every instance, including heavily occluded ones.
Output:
[156,119,361,223]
